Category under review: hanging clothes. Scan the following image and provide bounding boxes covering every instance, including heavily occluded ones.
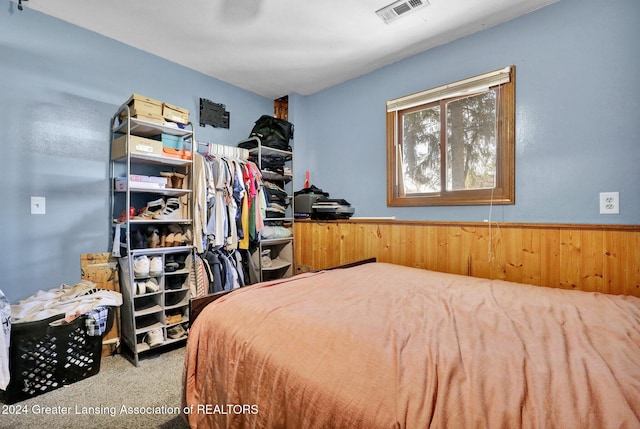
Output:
[192,152,208,254]
[194,142,268,286]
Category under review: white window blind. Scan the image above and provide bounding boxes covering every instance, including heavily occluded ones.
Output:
[386,66,512,112]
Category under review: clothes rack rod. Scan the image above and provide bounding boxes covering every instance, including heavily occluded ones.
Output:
[202,142,249,161]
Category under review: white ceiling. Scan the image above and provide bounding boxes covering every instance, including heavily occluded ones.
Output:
[21,0,558,99]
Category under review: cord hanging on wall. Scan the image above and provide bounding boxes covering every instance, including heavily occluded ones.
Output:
[18,0,29,11]
[199,98,230,129]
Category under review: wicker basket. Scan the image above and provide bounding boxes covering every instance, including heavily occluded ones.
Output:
[4,307,114,404]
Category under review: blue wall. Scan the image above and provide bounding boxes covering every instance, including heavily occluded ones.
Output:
[0,7,272,302]
[2,0,639,303]
[294,0,639,224]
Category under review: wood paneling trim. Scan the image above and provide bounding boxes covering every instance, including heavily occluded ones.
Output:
[295,220,640,297]
[297,219,639,231]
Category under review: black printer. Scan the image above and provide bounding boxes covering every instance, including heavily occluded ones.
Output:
[294,185,355,220]
[311,199,355,220]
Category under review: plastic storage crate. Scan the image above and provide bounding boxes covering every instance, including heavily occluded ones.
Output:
[4,307,114,404]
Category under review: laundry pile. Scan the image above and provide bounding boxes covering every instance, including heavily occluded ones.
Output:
[10,280,122,327]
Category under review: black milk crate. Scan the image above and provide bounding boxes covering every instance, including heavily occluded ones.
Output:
[4,306,114,404]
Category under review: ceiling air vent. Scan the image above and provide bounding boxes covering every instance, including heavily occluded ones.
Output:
[376,0,430,24]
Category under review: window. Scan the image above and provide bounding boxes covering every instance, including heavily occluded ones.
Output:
[386,66,515,207]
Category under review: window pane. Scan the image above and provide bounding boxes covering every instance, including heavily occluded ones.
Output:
[401,106,441,194]
[446,91,497,191]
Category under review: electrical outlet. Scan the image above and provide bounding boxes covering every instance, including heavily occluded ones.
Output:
[599,192,619,215]
[31,196,46,215]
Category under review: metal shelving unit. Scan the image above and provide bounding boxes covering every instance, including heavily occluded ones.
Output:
[243,139,295,281]
[109,105,195,366]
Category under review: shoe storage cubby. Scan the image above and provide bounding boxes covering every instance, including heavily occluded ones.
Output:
[110,102,195,366]
[251,238,294,282]
[238,137,295,282]
[117,249,194,363]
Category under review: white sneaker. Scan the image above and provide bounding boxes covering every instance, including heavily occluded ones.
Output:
[261,249,272,268]
[136,281,146,295]
[149,256,163,275]
[146,329,164,347]
[133,255,149,277]
[145,278,160,293]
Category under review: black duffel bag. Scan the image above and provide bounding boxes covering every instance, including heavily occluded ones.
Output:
[249,115,293,151]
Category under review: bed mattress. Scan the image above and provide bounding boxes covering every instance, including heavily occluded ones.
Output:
[183,262,640,428]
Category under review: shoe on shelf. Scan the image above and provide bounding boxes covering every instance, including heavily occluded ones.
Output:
[147,229,160,248]
[153,198,182,220]
[165,233,176,247]
[159,227,168,247]
[117,206,136,223]
[149,256,163,275]
[172,232,185,247]
[145,329,164,347]
[167,324,186,339]
[133,255,150,277]
[174,253,187,270]
[182,227,193,245]
[136,281,146,295]
[161,171,187,189]
[172,172,186,189]
[145,277,160,293]
[261,249,273,268]
[131,230,146,249]
[165,255,179,273]
[133,198,165,220]
[165,224,185,246]
[166,312,183,324]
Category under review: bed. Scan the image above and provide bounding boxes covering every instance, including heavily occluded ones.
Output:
[182,260,640,428]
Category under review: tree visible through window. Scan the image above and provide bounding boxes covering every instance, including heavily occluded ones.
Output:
[387,66,515,207]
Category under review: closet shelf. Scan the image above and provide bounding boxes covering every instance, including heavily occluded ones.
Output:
[261,237,293,246]
[114,117,193,138]
[112,152,192,166]
[134,304,163,317]
[114,187,192,197]
[126,245,193,255]
[114,219,193,226]
[134,321,164,336]
[262,171,293,182]
[262,258,292,271]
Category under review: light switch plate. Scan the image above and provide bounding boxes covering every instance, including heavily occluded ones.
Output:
[31,196,46,215]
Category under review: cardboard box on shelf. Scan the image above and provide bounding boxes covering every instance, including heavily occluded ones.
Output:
[129,174,169,185]
[119,94,163,123]
[127,108,164,124]
[111,134,163,160]
[126,93,162,112]
[114,178,167,191]
[162,102,189,124]
[80,253,120,357]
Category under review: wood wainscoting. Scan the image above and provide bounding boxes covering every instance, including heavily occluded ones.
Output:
[294,220,640,297]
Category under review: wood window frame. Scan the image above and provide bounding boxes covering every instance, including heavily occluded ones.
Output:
[386,66,516,207]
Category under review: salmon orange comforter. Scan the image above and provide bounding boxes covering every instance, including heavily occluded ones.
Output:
[182,262,640,428]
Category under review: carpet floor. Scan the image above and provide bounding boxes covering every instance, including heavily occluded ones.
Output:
[0,346,190,429]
